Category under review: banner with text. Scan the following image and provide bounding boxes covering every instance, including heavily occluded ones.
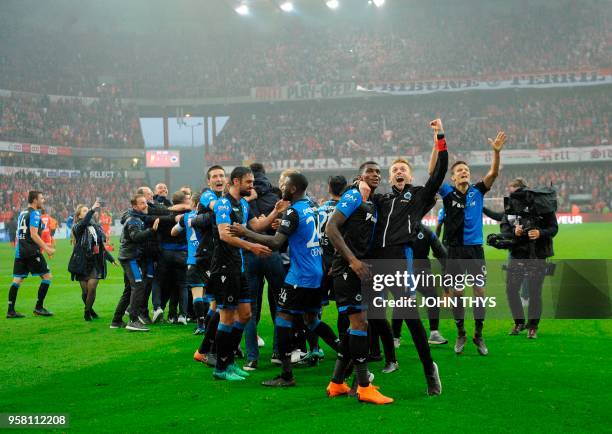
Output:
[359,69,612,96]
[265,144,612,172]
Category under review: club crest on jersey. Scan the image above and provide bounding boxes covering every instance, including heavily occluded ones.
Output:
[468,191,475,198]
[418,232,424,240]
[355,294,362,302]
[403,191,412,200]
[227,296,234,303]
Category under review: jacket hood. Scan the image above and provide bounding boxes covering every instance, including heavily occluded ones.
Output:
[253,171,273,196]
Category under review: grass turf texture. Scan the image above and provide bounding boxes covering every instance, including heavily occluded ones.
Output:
[1,223,611,433]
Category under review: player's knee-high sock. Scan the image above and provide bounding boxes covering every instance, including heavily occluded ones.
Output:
[203,302,215,330]
[193,297,205,328]
[337,313,349,342]
[200,310,220,354]
[474,305,485,337]
[36,280,51,309]
[8,282,20,313]
[308,318,340,352]
[349,329,370,387]
[370,319,396,363]
[276,316,294,380]
[404,318,434,376]
[293,319,307,353]
[452,304,466,336]
[331,331,350,384]
[230,321,245,359]
[214,323,233,372]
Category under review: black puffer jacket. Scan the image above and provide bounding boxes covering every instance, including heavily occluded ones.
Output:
[118,209,156,261]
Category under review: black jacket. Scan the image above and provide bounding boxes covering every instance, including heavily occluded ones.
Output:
[500,212,558,259]
[372,146,448,250]
[412,223,448,271]
[153,194,172,207]
[118,209,156,261]
[68,209,115,280]
[250,171,281,235]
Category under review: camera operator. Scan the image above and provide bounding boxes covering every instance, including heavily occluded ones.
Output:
[500,178,558,339]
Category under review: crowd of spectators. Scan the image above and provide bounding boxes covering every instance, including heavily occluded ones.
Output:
[0,1,609,98]
[0,172,142,223]
[0,90,143,149]
[208,89,611,164]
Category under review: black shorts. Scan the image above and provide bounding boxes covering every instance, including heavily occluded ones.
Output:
[333,269,367,315]
[445,245,487,289]
[186,260,210,289]
[13,254,50,278]
[276,283,322,315]
[210,267,250,309]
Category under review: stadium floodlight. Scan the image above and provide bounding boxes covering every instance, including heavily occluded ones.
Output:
[373,0,385,7]
[326,0,339,10]
[280,1,294,12]
[235,3,249,15]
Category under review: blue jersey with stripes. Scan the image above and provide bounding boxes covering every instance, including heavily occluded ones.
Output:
[183,210,201,265]
[277,198,323,288]
[439,181,489,246]
[16,207,43,259]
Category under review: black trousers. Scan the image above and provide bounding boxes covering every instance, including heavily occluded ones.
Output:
[113,260,147,322]
[506,258,546,328]
[153,249,187,315]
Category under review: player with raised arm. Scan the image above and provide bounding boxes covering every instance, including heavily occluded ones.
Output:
[432,130,507,356]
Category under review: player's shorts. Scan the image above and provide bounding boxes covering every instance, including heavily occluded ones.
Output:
[445,245,487,290]
[13,254,50,278]
[186,260,210,289]
[210,267,250,309]
[276,283,322,315]
[333,268,367,315]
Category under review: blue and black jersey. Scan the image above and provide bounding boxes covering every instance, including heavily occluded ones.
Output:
[211,193,252,273]
[439,181,489,247]
[15,207,43,259]
[318,199,338,263]
[277,198,324,288]
[330,188,377,276]
[180,210,201,265]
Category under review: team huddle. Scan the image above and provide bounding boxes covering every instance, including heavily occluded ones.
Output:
[8,119,517,404]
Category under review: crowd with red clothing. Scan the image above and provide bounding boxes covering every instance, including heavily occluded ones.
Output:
[0,91,143,149]
[0,172,142,224]
[208,89,610,164]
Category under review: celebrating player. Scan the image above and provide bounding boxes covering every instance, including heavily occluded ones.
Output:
[229,172,341,386]
[7,191,55,318]
[433,130,507,355]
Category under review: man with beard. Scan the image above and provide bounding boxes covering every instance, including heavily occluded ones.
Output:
[208,166,282,381]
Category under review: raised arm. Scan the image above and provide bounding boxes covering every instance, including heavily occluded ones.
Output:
[482,131,507,190]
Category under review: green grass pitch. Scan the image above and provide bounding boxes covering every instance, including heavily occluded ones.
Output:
[1,224,611,433]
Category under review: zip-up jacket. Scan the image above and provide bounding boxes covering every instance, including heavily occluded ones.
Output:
[118,210,156,261]
[372,136,448,249]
